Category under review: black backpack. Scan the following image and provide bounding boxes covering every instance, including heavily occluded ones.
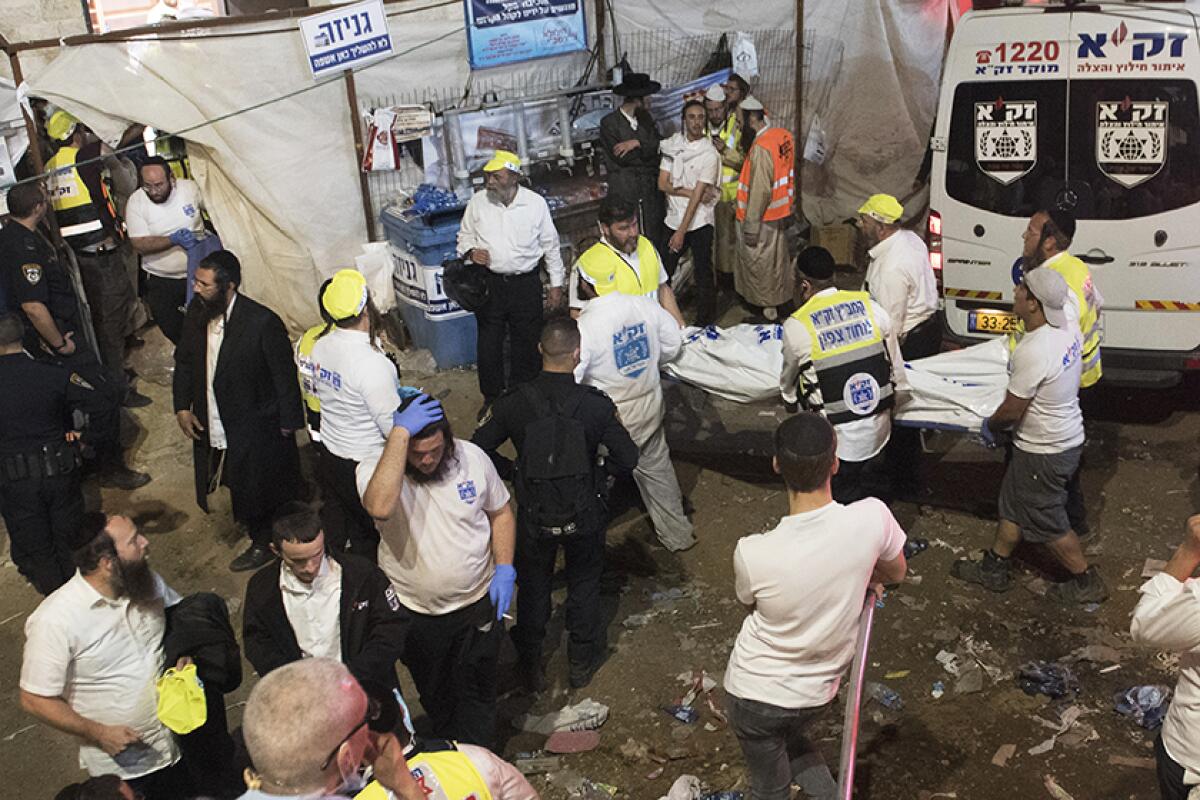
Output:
[513,383,597,538]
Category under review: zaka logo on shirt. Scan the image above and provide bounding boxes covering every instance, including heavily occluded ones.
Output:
[457,480,478,502]
[613,322,650,378]
[183,204,197,217]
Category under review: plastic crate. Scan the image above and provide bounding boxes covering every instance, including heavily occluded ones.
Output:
[394,294,477,370]
[380,206,464,266]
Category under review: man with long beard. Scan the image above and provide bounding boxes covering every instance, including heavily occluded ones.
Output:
[173,250,305,571]
[19,513,194,800]
[360,394,516,749]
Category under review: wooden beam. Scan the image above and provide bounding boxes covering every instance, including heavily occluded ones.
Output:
[343,69,377,242]
[794,0,804,223]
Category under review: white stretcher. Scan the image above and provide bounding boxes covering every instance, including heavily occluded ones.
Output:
[662,324,1010,432]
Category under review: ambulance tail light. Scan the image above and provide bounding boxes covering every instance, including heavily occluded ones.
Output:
[928,210,944,293]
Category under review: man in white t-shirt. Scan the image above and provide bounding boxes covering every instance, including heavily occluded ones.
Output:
[951,268,1107,604]
[724,413,906,800]
[360,394,516,749]
[20,513,192,799]
[125,156,207,344]
[658,99,721,324]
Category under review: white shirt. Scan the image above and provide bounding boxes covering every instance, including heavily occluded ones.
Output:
[864,229,938,337]
[357,440,509,616]
[659,132,721,232]
[620,107,638,132]
[1007,322,1084,454]
[575,292,682,445]
[21,571,182,779]
[568,237,668,309]
[724,499,906,709]
[456,185,565,287]
[779,289,905,462]
[1132,572,1200,783]
[311,328,400,462]
[206,292,237,450]
[280,554,343,662]
[125,179,205,279]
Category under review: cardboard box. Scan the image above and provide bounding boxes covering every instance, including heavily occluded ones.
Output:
[811,223,861,268]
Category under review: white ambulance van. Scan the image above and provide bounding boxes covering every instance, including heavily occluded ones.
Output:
[929,0,1200,386]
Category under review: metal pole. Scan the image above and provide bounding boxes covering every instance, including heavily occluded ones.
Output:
[343,68,377,242]
[836,587,880,799]
[794,0,804,225]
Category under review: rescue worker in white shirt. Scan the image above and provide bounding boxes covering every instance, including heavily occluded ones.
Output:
[456,150,565,419]
[780,247,905,505]
[705,82,745,286]
[242,502,409,701]
[658,99,722,325]
[1010,207,1103,539]
[857,193,940,498]
[569,195,686,326]
[310,269,402,560]
[44,110,148,408]
[19,513,194,800]
[360,394,516,749]
[1131,514,1200,800]
[575,266,695,551]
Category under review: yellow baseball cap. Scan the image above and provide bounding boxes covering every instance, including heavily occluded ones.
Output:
[47,110,80,142]
[576,262,616,295]
[482,149,522,174]
[321,269,369,321]
[857,193,904,224]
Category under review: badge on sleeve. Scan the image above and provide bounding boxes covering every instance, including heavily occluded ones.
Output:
[69,373,95,390]
[21,263,42,285]
[384,585,400,613]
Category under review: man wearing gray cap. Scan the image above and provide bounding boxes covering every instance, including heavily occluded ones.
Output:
[952,268,1107,604]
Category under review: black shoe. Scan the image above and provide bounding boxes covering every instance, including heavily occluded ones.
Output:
[1047,566,1109,605]
[122,389,153,408]
[950,550,1013,593]
[519,658,546,695]
[569,650,611,689]
[230,544,273,572]
[98,464,152,490]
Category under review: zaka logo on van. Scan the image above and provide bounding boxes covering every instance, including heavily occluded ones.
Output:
[1096,98,1168,188]
[1077,22,1187,65]
[974,100,1037,186]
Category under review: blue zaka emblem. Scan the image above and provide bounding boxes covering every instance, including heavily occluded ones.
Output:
[843,372,881,416]
[613,322,650,378]
[457,480,478,502]
[183,204,197,218]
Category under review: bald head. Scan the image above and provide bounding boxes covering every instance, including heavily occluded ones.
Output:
[243,658,367,793]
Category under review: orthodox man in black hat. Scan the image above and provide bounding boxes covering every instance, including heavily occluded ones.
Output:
[600,72,667,255]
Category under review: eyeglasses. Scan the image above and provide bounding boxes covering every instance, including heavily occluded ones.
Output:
[320,696,381,771]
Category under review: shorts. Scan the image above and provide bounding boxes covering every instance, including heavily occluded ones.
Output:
[998,445,1082,544]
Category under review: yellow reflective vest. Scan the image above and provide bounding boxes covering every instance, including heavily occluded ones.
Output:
[45,145,111,246]
[1008,253,1103,388]
[296,323,326,439]
[711,113,742,203]
[355,741,493,800]
[791,289,894,425]
[576,237,661,298]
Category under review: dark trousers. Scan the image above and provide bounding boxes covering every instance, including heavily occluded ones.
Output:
[476,269,543,403]
[0,472,83,595]
[727,694,836,800]
[402,595,501,749]
[315,443,379,561]
[886,315,944,494]
[663,225,716,324]
[210,446,297,547]
[511,523,605,670]
[75,246,135,394]
[145,273,187,346]
[1156,733,1193,800]
[126,760,195,800]
[177,689,242,799]
[1066,457,1087,535]
[53,342,123,463]
[831,449,886,505]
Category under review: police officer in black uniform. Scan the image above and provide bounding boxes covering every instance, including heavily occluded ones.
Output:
[0,312,103,594]
[0,181,148,490]
[472,316,639,692]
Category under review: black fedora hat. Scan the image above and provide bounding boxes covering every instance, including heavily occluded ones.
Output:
[613,72,661,98]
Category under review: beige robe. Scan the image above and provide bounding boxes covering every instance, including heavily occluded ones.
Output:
[734,144,794,308]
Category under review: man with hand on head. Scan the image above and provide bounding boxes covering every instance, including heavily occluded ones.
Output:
[456,150,565,420]
[20,513,193,800]
[725,413,906,800]
[360,393,516,749]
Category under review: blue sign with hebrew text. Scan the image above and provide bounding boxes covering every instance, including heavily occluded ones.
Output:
[464,0,587,70]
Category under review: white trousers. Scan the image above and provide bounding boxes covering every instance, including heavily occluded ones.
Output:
[632,422,695,551]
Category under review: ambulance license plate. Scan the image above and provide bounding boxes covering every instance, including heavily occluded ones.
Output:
[967,310,1018,334]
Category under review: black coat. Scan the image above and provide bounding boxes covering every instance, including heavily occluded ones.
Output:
[172,293,304,518]
[241,552,409,694]
[599,107,666,245]
[163,592,242,695]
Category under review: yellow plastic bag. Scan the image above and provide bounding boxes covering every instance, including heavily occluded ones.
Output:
[156,663,207,734]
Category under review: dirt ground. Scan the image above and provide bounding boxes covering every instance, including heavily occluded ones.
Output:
[1,296,1197,800]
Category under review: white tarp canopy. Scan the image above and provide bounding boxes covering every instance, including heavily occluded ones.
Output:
[1,78,30,193]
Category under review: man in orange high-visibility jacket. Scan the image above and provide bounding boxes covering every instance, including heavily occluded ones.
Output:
[734,96,796,322]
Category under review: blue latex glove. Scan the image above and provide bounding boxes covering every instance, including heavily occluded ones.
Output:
[392,393,444,436]
[489,563,516,620]
[980,417,998,448]
[169,228,197,249]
